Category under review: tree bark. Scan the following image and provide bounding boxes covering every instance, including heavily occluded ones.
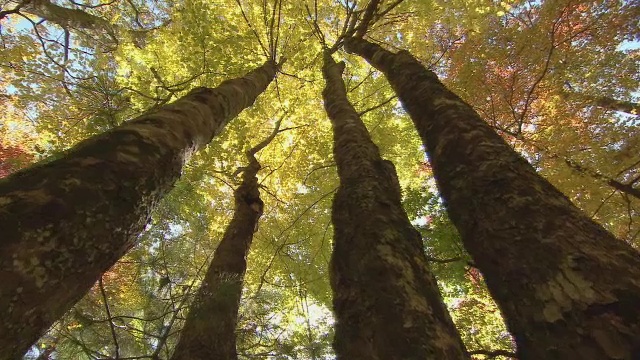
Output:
[0,60,277,359]
[322,51,467,359]
[170,156,263,360]
[344,37,640,360]
[21,0,117,41]
[170,120,281,360]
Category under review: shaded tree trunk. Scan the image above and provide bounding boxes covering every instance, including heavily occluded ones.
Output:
[170,122,279,360]
[344,36,640,359]
[0,60,277,359]
[322,51,467,359]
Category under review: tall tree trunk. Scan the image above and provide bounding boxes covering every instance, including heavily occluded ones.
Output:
[21,0,117,41]
[322,51,467,359]
[169,163,258,360]
[0,60,277,359]
[344,36,640,359]
[170,122,279,360]
[1,0,165,47]
[563,90,640,116]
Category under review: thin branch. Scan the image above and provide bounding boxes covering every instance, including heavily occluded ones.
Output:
[591,189,617,219]
[150,251,213,359]
[329,0,357,52]
[248,114,286,156]
[303,162,335,185]
[375,0,405,21]
[254,187,338,294]
[517,5,565,132]
[357,95,397,116]
[467,349,518,359]
[234,0,270,58]
[69,0,118,9]
[497,126,640,201]
[348,67,375,93]
[304,3,326,48]
[98,277,120,359]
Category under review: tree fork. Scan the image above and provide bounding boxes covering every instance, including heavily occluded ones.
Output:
[0,60,277,359]
[344,37,640,359]
[322,51,467,359]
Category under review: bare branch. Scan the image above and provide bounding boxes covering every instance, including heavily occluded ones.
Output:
[234,0,270,59]
[357,95,397,116]
[98,277,120,359]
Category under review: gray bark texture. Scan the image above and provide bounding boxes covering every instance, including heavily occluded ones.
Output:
[322,51,468,359]
[344,36,640,359]
[0,60,276,359]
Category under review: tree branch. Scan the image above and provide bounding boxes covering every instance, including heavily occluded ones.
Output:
[98,277,120,359]
[468,349,518,359]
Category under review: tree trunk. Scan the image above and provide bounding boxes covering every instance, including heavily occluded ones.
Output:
[344,36,640,359]
[563,90,640,116]
[322,51,467,359]
[0,60,277,359]
[4,0,165,47]
[21,0,117,41]
[170,158,262,360]
[170,120,280,360]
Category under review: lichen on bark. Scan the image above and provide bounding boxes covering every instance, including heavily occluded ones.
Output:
[322,51,467,359]
[170,128,271,360]
[0,60,277,359]
[344,36,640,359]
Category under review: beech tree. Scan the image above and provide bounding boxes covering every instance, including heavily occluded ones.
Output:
[322,49,467,358]
[0,60,277,358]
[2,0,638,358]
[344,35,640,359]
[170,120,282,360]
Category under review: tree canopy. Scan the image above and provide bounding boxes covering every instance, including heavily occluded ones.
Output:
[1,0,638,358]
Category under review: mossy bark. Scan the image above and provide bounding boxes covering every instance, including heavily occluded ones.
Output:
[322,52,467,359]
[170,153,263,360]
[344,37,640,359]
[0,61,276,359]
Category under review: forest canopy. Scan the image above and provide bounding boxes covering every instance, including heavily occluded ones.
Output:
[0,0,638,358]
